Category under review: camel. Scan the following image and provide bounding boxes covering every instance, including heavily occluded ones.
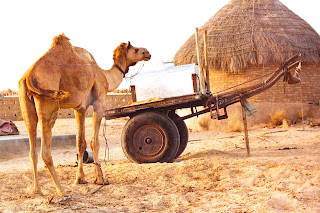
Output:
[18,34,151,196]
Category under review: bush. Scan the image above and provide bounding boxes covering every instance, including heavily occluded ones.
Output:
[198,114,211,130]
[268,110,288,128]
[227,111,242,132]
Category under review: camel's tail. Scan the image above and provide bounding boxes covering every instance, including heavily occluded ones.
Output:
[25,76,69,101]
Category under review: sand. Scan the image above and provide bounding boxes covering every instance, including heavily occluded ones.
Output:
[0,117,319,212]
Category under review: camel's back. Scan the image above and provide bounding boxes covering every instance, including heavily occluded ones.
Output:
[43,34,97,66]
[20,34,99,101]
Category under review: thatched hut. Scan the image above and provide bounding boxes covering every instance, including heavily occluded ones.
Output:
[174,0,320,105]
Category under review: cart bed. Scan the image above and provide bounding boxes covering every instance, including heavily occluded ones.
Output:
[104,93,209,119]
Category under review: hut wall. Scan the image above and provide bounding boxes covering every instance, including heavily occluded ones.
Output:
[209,63,320,104]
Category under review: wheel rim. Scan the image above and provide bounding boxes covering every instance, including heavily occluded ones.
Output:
[132,124,167,157]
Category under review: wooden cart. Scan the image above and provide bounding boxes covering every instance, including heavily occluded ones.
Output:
[104,54,301,163]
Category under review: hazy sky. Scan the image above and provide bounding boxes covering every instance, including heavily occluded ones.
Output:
[0,0,319,91]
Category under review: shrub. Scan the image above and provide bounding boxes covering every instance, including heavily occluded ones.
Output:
[198,114,211,130]
[227,112,242,132]
[268,110,288,128]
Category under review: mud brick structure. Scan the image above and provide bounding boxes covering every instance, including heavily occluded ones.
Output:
[0,93,132,121]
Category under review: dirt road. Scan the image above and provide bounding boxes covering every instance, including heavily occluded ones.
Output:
[0,118,319,212]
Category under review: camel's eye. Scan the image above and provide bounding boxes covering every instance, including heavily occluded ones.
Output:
[135,49,139,53]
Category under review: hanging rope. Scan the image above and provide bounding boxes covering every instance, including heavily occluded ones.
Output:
[124,61,145,81]
[102,117,110,164]
[100,60,146,168]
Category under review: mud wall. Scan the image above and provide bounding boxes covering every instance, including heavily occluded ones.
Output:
[209,63,320,104]
[0,93,132,121]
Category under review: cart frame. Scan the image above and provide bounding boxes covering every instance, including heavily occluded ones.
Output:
[104,54,301,163]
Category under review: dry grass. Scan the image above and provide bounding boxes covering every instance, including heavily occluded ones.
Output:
[196,111,242,132]
[227,111,242,132]
[198,114,211,130]
[268,110,288,128]
[176,103,319,133]
[282,119,289,129]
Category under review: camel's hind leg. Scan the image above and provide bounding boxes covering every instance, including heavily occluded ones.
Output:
[74,108,88,184]
[19,81,41,194]
[34,98,64,196]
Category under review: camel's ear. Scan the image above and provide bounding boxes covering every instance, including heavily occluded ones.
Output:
[127,41,132,49]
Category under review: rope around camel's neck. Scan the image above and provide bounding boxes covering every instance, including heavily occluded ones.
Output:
[114,57,138,78]
[114,54,129,77]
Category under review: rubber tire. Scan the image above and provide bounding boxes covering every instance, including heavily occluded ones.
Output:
[168,112,189,159]
[122,111,180,163]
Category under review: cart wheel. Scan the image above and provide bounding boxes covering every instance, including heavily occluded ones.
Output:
[122,111,180,163]
[169,112,189,159]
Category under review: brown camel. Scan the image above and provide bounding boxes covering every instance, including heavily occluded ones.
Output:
[18,34,151,196]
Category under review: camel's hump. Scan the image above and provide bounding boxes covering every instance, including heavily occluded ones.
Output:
[50,33,71,48]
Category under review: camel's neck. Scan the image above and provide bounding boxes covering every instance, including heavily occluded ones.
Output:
[103,55,137,91]
[103,65,125,92]
[102,54,137,92]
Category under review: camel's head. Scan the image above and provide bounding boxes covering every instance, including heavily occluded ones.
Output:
[125,41,151,63]
[113,42,151,75]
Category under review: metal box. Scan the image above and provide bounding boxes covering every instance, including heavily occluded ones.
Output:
[131,63,202,101]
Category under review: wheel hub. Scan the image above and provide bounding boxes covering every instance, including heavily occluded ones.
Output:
[133,124,166,156]
[144,137,153,144]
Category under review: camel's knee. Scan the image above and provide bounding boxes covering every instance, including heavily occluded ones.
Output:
[41,150,53,166]
[90,138,100,150]
[40,112,58,129]
[42,156,53,166]
[29,149,38,162]
[77,137,87,153]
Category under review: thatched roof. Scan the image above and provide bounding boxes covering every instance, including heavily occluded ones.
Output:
[173,0,320,73]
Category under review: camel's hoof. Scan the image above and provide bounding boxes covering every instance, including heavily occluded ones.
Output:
[59,195,72,203]
[33,188,43,196]
[94,178,105,185]
[74,178,88,185]
[57,190,65,197]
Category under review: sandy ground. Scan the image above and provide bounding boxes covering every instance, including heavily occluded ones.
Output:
[0,117,320,212]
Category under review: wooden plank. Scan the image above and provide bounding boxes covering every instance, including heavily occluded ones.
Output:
[192,73,198,93]
[130,85,137,102]
[104,94,205,119]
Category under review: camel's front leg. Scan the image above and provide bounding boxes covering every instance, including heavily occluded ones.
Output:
[91,111,106,185]
[74,109,88,184]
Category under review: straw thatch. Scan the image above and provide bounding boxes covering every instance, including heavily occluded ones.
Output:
[173,0,320,73]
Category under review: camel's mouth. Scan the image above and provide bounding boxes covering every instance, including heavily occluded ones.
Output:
[144,55,151,61]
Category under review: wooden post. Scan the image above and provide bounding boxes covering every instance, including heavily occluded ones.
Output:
[130,85,137,102]
[240,99,251,157]
[192,73,199,93]
[195,28,206,94]
[203,30,210,93]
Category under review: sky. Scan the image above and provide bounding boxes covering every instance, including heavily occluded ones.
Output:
[0,0,319,91]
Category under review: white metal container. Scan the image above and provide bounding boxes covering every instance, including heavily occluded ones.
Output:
[131,63,202,102]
